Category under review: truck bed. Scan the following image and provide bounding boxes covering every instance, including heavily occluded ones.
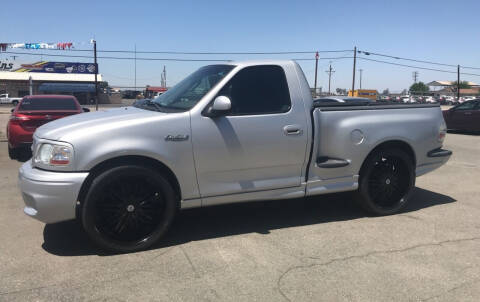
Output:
[305,102,446,196]
[313,102,440,111]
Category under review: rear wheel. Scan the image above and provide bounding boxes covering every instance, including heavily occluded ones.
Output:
[81,165,177,253]
[356,149,415,215]
[11,100,18,106]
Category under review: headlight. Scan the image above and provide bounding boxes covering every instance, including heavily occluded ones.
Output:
[34,143,73,166]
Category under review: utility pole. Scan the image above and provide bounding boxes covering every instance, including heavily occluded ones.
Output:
[359,69,363,90]
[351,46,357,96]
[457,65,460,100]
[29,76,33,95]
[92,39,98,111]
[325,63,335,95]
[134,44,137,92]
[314,51,319,97]
[412,71,418,83]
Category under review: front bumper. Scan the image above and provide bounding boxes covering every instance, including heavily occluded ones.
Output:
[18,160,89,224]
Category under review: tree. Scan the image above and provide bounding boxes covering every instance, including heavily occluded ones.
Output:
[382,88,390,95]
[401,89,408,95]
[336,88,347,95]
[409,82,429,95]
[450,81,471,89]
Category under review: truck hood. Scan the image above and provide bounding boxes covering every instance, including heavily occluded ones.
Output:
[35,107,166,141]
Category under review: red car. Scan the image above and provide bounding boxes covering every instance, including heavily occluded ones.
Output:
[442,99,480,132]
[7,95,88,159]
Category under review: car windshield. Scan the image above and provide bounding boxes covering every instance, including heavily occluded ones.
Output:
[19,98,78,111]
[146,64,234,112]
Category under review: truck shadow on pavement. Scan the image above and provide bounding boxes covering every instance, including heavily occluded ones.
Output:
[42,187,455,256]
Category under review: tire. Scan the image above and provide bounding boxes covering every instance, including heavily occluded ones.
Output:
[8,145,19,160]
[12,100,19,106]
[81,165,177,253]
[356,148,415,216]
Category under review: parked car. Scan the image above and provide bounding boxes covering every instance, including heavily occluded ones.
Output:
[314,96,374,104]
[443,96,455,105]
[7,95,88,159]
[18,61,451,253]
[442,99,480,132]
[0,93,22,105]
[423,96,436,103]
[400,95,415,103]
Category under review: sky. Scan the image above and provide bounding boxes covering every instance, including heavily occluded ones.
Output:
[2,0,480,93]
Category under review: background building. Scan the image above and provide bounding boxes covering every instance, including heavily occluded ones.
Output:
[0,61,107,104]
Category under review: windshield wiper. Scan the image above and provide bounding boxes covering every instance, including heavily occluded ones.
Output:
[142,99,165,112]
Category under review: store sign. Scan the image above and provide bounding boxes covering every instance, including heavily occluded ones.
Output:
[0,61,15,71]
[13,61,98,74]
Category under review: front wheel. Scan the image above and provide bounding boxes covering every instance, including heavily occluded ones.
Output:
[12,100,19,106]
[81,165,177,253]
[8,145,19,160]
[356,149,415,215]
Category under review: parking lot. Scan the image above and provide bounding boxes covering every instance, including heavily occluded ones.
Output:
[0,106,479,301]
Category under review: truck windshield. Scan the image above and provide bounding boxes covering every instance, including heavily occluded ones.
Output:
[150,64,234,111]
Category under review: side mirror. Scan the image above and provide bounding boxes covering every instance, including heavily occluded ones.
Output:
[10,108,14,113]
[83,107,91,112]
[204,96,231,117]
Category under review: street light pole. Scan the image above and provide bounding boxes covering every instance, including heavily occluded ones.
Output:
[351,46,357,96]
[314,51,319,97]
[134,44,137,92]
[93,39,98,111]
[457,65,460,100]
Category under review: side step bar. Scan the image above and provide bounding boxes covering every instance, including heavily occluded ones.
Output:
[317,156,350,168]
[427,148,452,158]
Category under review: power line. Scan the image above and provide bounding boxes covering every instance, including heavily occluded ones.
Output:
[10,47,353,55]
[358,50,480,70]
[1,51,353,62]
[357,57,480,77]
[1,51,231,62]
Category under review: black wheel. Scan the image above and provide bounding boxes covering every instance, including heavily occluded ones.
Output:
[81,165,177,253]
[8,145,19,160]
[12,100,19,106]
[356,149,415,215]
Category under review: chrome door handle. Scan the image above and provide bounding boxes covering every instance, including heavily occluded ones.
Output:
[283,125,303,136]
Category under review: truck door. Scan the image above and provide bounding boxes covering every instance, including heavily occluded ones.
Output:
[191,65,309,198]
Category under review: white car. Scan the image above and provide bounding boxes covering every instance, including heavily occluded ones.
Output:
[400,96,413,103]
[424,96,436,103]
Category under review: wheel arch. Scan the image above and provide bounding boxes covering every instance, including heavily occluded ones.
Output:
[359,139,416,178]
[76,155,182,215]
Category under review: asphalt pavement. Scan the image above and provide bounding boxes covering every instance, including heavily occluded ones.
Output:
[0,122,479,301]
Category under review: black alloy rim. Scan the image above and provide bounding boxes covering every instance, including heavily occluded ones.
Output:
[367,154,410,209]
[94,176,165,244]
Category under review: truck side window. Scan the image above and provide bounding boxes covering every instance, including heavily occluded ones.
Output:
[218,65,291,115]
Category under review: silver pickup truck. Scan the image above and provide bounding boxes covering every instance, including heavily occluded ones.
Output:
[0,93,22,105]
[18,60,451,252]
